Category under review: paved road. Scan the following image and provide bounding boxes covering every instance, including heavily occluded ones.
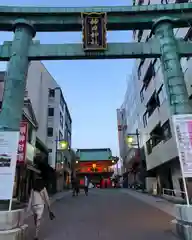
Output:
[26,189,178,240]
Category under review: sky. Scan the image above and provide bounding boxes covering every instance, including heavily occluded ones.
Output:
[0,0,134,156]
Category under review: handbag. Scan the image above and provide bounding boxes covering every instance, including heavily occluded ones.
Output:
[49,210,55,220]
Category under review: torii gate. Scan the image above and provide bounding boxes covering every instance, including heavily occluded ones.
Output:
[0,3,192,130]
[0,3,192,238]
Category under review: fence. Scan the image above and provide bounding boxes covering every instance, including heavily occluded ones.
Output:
[162,188,187,203]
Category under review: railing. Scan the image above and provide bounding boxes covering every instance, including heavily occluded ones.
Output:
[162,188,186,203]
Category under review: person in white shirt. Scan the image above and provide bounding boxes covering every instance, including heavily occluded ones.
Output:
[84,176,89,196]
[27,177,52,240]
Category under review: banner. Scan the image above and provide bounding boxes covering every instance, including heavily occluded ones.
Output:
[0,131,19,200]
[172,114,192,178]
[17,121,28,164]
[82,12,107,51]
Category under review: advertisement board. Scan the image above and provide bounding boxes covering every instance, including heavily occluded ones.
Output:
[172,114,192,178]
[0,131,19,200]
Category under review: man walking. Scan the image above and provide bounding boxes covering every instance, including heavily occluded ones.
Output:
[84,175,89,196]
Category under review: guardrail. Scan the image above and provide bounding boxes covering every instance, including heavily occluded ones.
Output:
[162,188,186,203]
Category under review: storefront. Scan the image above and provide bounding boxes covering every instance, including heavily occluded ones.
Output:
[13,142,39,202]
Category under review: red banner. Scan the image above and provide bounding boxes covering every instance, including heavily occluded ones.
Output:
[17,121,28,164]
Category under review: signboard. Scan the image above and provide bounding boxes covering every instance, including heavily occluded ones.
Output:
[172,114,192,177]
[0,131,20,200]
[17,121,28,164]
[82,12,107,51]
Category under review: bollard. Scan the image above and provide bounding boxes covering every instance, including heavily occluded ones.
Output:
[0,209,28,240]
[172,204,192,240]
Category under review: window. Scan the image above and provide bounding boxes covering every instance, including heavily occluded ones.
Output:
[143,62,155,90]
[59,131,63,141]
[60,112,63,128]
[147,92,159,118]
[47,127,53,137]
[137,30,143,42]
[162,120,172,142]
[157,85,167,105]
[49,89,55,98]
[150,124,163,148]
[60,93,64,111]
[28,123,33,143]
[146,139,152,154]
[48,149,52,153]
[48,108,54,116]
[143,112,148,128]
[138,58,145,80]
[140,88,144,102]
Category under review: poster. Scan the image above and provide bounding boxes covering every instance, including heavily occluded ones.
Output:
[17,121,28,164]
[172,114,192,178]
[0,131,19,200]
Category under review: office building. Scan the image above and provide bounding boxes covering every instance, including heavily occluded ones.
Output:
[126,0,192,194]
[117,66,146,188]
[26,61,72,169]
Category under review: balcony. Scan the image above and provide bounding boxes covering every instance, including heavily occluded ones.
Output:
[145,107,160,134]
[146,136,178,170]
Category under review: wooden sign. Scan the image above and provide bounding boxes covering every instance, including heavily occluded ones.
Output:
[82,12,107,51]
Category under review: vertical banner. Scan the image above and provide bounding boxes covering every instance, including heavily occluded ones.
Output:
[172,114,192,205]
[82,12,107,51]
[0,131,20,200]
[17,121,28,164]
[172,114,192,177]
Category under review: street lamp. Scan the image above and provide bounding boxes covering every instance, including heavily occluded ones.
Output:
[59,140,68,150]
[126,129,140,149]
[55,138,69,169]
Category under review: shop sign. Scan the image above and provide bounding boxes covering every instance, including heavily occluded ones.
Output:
[173,114,192,178]
[0,131,20,200]
[17,121,28,164]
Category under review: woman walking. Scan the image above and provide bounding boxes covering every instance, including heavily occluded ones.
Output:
[27,177,54,240]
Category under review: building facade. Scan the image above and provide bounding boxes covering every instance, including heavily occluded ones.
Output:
[117,66,146,188]
[129,0,192,195]
[26,61,72,169]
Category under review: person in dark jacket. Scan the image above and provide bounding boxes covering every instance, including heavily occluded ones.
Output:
[71,172,79,197]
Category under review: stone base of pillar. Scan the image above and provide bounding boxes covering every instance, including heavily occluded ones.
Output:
[0,209,28,240]
[172,204,192,240]
[0,224,28,240]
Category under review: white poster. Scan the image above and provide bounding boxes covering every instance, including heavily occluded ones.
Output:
[0,131,19,200]
[172,114,192,178]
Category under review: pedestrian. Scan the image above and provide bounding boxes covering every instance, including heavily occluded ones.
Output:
[27,177,55,240]
[84,175,89,196]
[72,175,79,197]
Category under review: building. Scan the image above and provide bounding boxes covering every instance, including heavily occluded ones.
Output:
[14,98,40,202]
[26,61,72,170]
[0,71,40,201]
[128,0,192,195]
[75,148,117,188]
[117,67,146,188]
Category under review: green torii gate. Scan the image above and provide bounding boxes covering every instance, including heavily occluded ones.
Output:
[0,3,192,131]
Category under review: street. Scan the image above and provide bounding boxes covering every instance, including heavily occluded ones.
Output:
[26,189,178,240]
